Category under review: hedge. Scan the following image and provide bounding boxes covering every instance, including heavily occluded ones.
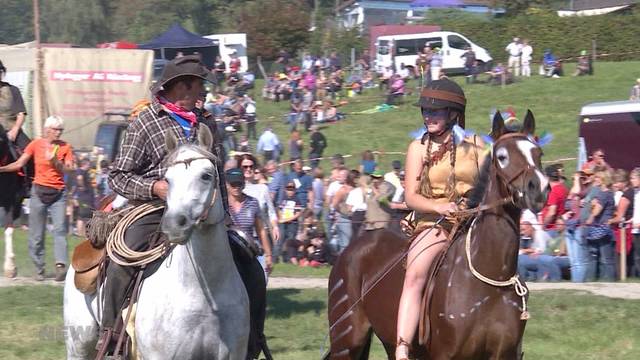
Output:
[425,8,640,63]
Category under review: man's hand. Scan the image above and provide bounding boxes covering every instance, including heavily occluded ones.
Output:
[152,180,169,200]
[271,225,280,243]
[264,255,273,274]
[7,127,18,142]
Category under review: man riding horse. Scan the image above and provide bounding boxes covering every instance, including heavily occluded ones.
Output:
[396,78,484,359]
[99,55,267,356]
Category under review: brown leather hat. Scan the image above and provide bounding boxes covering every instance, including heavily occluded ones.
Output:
[151,55,216,94]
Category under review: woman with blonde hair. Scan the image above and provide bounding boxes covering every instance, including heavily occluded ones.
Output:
[584,170,616,280]
[0,115,74,281]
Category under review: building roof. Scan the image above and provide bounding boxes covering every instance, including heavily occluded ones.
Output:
[336,0,495,12]
[562,0,639,11]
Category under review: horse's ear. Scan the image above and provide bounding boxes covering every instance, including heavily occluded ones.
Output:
[165,130,178,152]
[197,123,213,151]
[522,109,536,135]
[490,110,506,140]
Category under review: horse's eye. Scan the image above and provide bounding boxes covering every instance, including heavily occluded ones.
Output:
[497,155,507,162]
[201,173,213,181]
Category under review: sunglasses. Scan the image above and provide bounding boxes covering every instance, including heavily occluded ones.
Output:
[286,187,296,191]
[229,182,244,188]
[422,108,448,119]
[241,164,254,170]
[50,127,64,132]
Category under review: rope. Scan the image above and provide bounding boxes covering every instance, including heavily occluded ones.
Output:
[106,201,173,267]
[465,217,530,320]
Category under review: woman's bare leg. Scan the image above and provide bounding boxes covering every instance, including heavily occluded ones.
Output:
[396,229,448,358]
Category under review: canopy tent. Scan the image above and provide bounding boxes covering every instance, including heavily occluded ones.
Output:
[138,23,218,67]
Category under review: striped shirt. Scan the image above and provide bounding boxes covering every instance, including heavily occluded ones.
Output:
[108,99,196,201]
[230,195,261,246]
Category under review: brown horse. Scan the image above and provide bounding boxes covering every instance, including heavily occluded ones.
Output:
[326,110,549,359]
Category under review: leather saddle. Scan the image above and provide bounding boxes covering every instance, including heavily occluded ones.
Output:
[72,240,105,295]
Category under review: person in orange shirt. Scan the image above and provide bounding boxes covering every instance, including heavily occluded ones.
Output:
[0,115,74,281]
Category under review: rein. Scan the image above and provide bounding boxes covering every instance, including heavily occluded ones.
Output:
[465,217,530,320]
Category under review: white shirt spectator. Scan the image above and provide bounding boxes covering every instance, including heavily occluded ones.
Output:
[505,41,522,57]
[346,188,367,212]
[325,180,343,207]
[244,183,277,224]
[521,44,533,63]
[521,209,549,253]
[398,67,410,79]
[257,129,280,152]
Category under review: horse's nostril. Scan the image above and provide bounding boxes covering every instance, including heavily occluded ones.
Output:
[177,215,187,227]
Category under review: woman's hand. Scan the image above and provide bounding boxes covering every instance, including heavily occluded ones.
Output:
[272,225,280,243]
[434,202,458,216]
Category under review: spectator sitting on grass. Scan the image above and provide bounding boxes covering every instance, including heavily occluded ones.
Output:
[300,229,332,267]
[385,74,405,105]
[398,63,411,81]
[517,211,566,281]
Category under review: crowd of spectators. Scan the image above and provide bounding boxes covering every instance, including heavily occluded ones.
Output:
[518,150,640,282]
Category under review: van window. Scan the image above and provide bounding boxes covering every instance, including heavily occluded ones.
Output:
[424,37,442,51]
[378,40,389,55]
[448,35,469,50]
[395,39,418,55]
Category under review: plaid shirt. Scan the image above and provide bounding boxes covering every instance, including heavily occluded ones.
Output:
[108,99,195,201]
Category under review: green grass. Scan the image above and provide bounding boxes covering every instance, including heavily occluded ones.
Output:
[270,263,331,278]
[1,286,639,359]
[251,61,640,173]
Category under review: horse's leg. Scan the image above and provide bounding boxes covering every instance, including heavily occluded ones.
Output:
[63,267,100,360]
[4,226,17,278]
[328,289,373,359]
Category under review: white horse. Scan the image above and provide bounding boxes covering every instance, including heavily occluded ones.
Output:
[64,125,250,359]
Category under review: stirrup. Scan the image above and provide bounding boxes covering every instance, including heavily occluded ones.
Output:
[396,337,411,360]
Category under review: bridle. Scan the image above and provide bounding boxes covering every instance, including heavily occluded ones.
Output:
[491,132,541,205]
[166,154,220,225]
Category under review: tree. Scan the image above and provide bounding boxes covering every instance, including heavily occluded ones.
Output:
[234,0,311,59]
[497,0,551,16]
[0,0,34,45]
[41,0,113,45]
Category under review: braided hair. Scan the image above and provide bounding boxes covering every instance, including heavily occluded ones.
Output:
[419,109,460,201]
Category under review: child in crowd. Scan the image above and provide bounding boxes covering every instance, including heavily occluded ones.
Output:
[278,181,303,263]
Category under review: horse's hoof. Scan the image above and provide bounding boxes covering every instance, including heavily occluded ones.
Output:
[4,267,17,278]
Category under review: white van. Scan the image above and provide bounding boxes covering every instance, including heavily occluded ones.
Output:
[375,31,492,75]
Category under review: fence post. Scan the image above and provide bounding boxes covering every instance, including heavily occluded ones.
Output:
[620,223,627,281]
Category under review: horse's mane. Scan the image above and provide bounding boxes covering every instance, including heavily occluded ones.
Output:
[466,154,492,209]
[163,143,218,167]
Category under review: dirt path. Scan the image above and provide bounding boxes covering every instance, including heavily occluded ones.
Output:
[2,276,640,300]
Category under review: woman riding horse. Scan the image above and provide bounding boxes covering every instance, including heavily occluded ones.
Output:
[396,79,484,359]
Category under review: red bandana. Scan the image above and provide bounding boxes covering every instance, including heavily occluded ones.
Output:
[156,96,197,124]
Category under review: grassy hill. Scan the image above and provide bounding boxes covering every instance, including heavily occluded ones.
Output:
[251,61,639,172]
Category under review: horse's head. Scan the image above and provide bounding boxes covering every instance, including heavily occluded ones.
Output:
[490,110,549,212]
[161,124,223,243]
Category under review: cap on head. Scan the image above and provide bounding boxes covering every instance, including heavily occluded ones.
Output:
[225,168,245,185]
[151,55,215,94]
[392,160,402,170]
[370,169,384,178]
